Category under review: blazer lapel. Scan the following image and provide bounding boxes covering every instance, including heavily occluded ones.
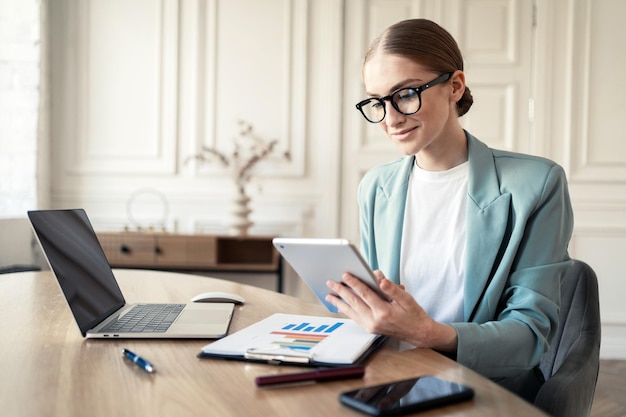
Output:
[464,133,511,320]
[373,133,511,317]
[375,156,414,284]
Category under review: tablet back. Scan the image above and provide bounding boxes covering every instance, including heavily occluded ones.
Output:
[272,238,384,313]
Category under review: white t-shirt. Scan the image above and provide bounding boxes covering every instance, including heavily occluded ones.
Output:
[400,160,468,324]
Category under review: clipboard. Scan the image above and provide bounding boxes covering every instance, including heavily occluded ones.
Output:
[197,313,387,367]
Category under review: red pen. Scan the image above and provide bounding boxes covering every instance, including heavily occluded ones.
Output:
[255,365,365,387]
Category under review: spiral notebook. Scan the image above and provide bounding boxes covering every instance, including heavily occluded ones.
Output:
[198,313,386,367]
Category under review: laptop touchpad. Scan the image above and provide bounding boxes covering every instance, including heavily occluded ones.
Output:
[178,310,230,324]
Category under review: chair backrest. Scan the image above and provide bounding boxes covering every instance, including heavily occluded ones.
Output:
[534,260,601,417]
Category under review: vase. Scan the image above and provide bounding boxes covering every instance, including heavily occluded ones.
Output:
[228,184,253,236]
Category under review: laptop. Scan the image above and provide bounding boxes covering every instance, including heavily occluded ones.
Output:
[27,208,234,339]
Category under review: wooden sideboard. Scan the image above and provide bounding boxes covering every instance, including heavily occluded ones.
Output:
[96,232,283,291]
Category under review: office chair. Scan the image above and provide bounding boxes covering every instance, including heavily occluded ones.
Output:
[534,260,601,417]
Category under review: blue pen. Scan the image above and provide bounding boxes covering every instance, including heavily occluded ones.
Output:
[122,348,155,373]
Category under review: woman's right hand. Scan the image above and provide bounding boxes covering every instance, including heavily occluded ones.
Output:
[325,271,458,354]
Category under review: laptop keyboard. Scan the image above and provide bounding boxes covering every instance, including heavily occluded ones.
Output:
[100,304,185,333]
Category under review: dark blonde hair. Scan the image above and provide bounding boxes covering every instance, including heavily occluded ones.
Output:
[365,19,473,117]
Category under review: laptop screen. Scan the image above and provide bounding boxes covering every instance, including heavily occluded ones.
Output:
[28,209,125,336]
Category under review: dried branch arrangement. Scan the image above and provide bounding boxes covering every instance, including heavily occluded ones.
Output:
[187,120,291,193]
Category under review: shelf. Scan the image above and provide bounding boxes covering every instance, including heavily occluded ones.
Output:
[96,232,282,291]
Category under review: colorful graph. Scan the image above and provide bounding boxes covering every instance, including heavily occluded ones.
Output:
[270,321,345,351]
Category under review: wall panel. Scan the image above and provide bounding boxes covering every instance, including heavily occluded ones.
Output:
[70,0,178,174]
[49,0,343,242]
[562,0,626,358]
[196,0,306,178]
[569,0,626,183]
[458,0,531,153]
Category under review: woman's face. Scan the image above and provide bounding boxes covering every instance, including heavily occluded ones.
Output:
[362,53,464,165]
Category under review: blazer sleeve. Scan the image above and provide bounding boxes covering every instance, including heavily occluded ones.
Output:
[451,163,574,379]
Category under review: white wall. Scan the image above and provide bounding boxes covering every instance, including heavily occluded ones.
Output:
[558,0,626,359]
[47,0,342,240]
[0,218,37,267]
[0,0,41,216]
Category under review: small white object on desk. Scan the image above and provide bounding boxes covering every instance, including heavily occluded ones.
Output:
[191,291,246,304]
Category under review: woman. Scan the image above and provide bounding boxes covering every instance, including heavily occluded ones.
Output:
[325,18,573,401]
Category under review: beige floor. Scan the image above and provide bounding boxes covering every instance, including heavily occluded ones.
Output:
[590,360,626,417]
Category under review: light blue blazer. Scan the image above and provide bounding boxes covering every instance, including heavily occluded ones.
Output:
[358,131,573,384]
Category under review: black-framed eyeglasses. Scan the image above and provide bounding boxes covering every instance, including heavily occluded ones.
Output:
[355,72,453,123]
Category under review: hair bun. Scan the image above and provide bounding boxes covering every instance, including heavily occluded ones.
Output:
[457,86,473,117]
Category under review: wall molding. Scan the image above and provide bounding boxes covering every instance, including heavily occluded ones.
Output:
[599,324,626,360]
[67,0,179,175]
[194,0,308,179]
[569,0,626,183]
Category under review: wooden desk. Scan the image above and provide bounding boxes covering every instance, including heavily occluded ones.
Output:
[0,270,548,417]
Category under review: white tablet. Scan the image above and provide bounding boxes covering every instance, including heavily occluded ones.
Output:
[272,238,387,313]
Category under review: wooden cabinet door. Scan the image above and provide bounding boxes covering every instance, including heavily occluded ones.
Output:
[97,233,156,267]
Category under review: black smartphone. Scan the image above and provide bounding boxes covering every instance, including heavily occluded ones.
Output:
[339,375,474,416]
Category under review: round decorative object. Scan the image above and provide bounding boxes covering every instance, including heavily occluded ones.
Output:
[126,188,169,232]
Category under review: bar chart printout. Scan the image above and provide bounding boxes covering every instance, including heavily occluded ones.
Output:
[271,321,345,351]
[200,313,382,365]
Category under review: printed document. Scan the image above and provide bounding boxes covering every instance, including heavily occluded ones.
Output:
[199,313,382,365]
